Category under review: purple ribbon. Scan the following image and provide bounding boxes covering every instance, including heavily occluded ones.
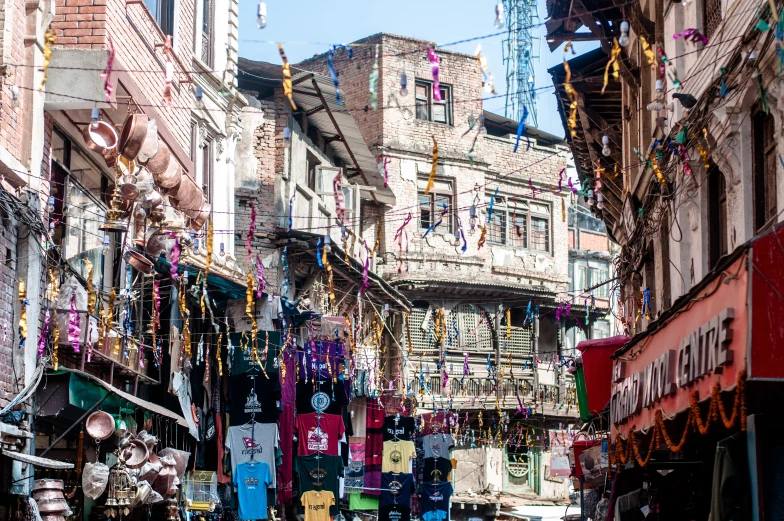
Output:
[38,309,50,358]
[360,245,370,294]
[166,232,181,280]
[427,48,441,101]
[556,168,565,193]
[247,202,256,261]
[673,28,709,46]
[68,293,81,353]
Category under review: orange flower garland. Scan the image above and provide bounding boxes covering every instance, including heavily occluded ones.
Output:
[609,370,746,468]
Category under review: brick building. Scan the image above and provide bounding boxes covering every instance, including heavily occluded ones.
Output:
[0,0,245,494]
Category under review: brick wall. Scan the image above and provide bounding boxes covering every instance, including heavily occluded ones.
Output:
[0,0,28,168]
[0,205,19,407]
[50,0,196,151]
[578,230,609,252]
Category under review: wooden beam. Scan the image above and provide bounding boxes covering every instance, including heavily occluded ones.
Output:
[546,33,607,43]
[572,0,612,54]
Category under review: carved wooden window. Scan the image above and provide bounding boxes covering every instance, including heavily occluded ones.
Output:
[753,105,777,232]
[703,0,722,39]
[201,0,213,66]
[708,165,728,269]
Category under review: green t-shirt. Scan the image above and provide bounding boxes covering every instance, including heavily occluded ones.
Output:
[296,454,343,515]
[349,492,379,510]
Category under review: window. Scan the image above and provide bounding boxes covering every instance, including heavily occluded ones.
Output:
[145,0,175,36]
[592,321,610,339]
[753,105,777,232]
[708,165,728,269]
[703,0,722,39]
[574,263,609,297]
[201,139,213,204]
[200,0,213,66]
[414,80,452,125]
[51,129,111,289]
[485,198,550,252]
[417,178,454,234]
[307,152,321,193]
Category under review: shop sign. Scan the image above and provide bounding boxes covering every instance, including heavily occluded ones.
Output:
[611,308,735,425]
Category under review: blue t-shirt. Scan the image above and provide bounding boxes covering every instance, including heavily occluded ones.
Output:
[422,511,448,521]
[380,472,415,508]
[234,462,272,520]
[420,482,452,513]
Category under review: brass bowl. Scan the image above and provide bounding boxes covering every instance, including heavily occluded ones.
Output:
[145,143,171,176]
[82,121,119,156]
[119,113,149,161]
[127,250,153,274]
[167,176,203,215]
[154,158,182,190]
[123,438,150,469]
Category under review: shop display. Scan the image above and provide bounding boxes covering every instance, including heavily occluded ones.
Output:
[226,423,279,487]
[295,412,345,456]
[421,434,453,459]
[301,490,335,521]
[381,440,416,473]
[233,462,272,520]
[296,454,343,514]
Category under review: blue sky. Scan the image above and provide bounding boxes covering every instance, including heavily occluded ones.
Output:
[237,0,597,137]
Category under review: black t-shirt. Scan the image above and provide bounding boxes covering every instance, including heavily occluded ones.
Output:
[420,482,453,513]
[379,505,411,521]
[422,457,452,483]
[296,378,347,416]
[382,416,415,441]
[380,472,415,508]
[296,454,343,515]
[229,372,280,424]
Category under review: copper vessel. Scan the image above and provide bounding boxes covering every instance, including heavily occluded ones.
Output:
[127,251,153,274]
[32,480,64,492]
[189,203,211,232]
[153,158,182,189]
[119,113,148,161]
[167,176,204,214]
[145,142,171,176]
[85,411,115,441]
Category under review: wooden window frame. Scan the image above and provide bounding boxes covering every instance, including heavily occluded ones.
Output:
[752,105,777,232]
[708,165,728,269]
[485,198,551,253]
[414,79,452,125]
[418,179,454,234]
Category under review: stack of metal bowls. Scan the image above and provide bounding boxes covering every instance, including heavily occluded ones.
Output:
[33,479,69,521]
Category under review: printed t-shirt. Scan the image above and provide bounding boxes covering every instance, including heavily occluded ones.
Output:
[420,412,458,435]
[233,462,272,520]
[422,434,454,459]
[422,511,448,521]
[230,331,282,375]
[296,412,345,456]
[380,472,415,508]
[379,504,411,521]
[382,416,415,441]
[296,378,347,416]
[420,482,453,513]
[296,454,343,515]
[301,490,334,521]
[422,457,453,483]
[226,424,279,488]
[382,440,416,473]
[345,442,365,488]
[230,373,280,424]
[298,341,345,380]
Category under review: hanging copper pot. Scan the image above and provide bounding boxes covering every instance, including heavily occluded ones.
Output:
[153,158,181,190]
[127,250,153,274]
[83,121,119,156]
[85,412,114,441]
[167,176,204,214]
[145,142,171,177]
[119,113,149,161]
[189,203,211,232]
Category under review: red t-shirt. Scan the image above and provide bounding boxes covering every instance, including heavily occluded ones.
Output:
[296,413,346,456]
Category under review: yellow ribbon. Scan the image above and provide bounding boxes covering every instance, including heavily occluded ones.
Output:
[563,55,579,138]
[278,43,297,110]
[205,219,213,276]
[477,225,487,248]
[323,247,335,303]
[40,29,55,90]
[505,308,511,340]
[424,137,439,195]
[83,260,96,315]
[639,36,656,67]
[602,38,621,95]
[52,312,59,370]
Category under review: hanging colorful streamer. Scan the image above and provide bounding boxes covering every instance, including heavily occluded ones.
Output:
[68,293,81,353]
[477,225,487,249]
[18,280,27,350]
[40,29,55,91]
[377,154,390,187]
[327,44,353,105]
[487,187,499,222]
[424,137,439,195]
[513,105,530,152]
[256,254,267,297]
[563,44,579,138]
[278,43,297,110]
[100,35,116,101]
[83,259,96,315]
[369,44,380,110]
[247,202,256,261]
[333,171,345,223]
[166,232,181,280]
[673,28,709,46]
[476,45,496,94]
[602,38,622,95]
[639,36,656,66]
[427,48,442,101]
[162,36,174,106]
[38,310,50,358]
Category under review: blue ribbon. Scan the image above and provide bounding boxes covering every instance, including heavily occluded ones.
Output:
[328,44,353,105]
[513,105,531,153]
[316,238,323,268]
[487,187,499,223]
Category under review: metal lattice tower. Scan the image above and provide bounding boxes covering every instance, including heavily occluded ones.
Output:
[502,0,540,126]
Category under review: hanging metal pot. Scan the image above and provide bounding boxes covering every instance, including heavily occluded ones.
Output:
[127,250,153,274]
[85,412,114,441]
[189,203,211,232]
[145,142,171,177]
[119,113,149,161]
[83,121,119,156]
[167,176,204,215]
[154,158,182,190]
[136,119,160,163]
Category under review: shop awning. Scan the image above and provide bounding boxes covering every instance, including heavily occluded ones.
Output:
[38,368,189,429]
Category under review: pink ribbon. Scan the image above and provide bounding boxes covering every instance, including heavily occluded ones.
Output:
[247,202,256,261]
[256,254,267,297]
[556,168,565,193]
[166,232,181,280]
[394,213,412,242]
[673,28,709,46]
[360,245,370,294]
[427,48,442,101]
[333,173,344,223]
[101,35,115,101]
[529,179,538,199]
[138,342,145,369]
[153,279,161,331]
[38,309,50,358]
[68,293,81,353]
[442,367,449,389]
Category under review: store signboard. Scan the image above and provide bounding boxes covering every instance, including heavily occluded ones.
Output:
[610,255,748,437]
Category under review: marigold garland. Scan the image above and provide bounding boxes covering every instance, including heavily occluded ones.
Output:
[609,370,746,468]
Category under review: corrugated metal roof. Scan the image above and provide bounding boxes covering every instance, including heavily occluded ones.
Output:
[291,72,395,206]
